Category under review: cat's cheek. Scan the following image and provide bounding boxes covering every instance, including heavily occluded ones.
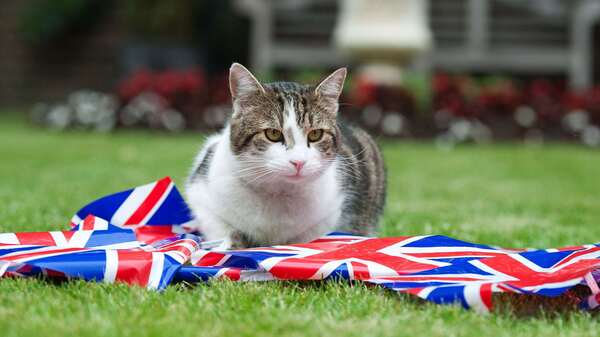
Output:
[264,142,286,157]
[300,148,327,176]
[251,136,272,153]
[263,143,289,169]
[315,139,336,158]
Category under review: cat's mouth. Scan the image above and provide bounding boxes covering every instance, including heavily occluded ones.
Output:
[284,172,305,181]
[283,170,320,182]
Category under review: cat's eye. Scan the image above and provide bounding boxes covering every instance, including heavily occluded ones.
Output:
[307,129,324,142]
[264,128,283,142]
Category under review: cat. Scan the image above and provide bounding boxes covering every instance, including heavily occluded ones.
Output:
[185,63,386,248]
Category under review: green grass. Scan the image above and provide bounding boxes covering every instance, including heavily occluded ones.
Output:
[1,114,599,337]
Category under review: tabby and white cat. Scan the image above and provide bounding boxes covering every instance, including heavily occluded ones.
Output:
[186,63,385,248]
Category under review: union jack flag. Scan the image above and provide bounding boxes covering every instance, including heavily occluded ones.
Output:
[1,177,197,289]
[70,177,193,228]
[184,233,600,313]
[1,178,599,313]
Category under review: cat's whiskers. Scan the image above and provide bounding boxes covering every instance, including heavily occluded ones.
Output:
[202,165,273,185]
[320,158,364,180]
[244,168,276,185]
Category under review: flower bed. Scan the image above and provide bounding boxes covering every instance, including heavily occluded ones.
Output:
[30,69,600,147]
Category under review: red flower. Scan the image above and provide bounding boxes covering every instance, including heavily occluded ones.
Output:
[117,69,154,101]
[352,77,378,107]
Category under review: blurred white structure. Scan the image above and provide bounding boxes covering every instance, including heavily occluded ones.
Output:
[333,0,431,84]
[237,0,600,89]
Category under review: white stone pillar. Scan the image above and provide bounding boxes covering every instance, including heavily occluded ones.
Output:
[334,0,432,85]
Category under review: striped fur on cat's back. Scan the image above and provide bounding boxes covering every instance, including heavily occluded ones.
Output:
[186,63,386,248]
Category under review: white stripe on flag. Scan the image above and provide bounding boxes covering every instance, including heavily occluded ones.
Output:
[464,284,490,314]
[0,233,20,245]
[140,182,174,225]
[215,268,230,278]
[357,259,397,278]
[103,250,118,283]
[163,242,197,264]
[49,231,93,247]
[346,261,355,280]
[585,272,600,294]
[49,231,68,247]
[416,286,436,299]
[110,182,156,225]
[70,215,82,227]
[69,231,93,247]
[147,252,165,289]
[165,251,185,264]
[239,270,275,281]
[94,217,109,230]
[9,248,84,263]
[260,256,290,271]
[0,261,10,277]
[313,260,346,280]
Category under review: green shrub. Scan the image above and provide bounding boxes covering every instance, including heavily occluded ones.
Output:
[19,0,109,46]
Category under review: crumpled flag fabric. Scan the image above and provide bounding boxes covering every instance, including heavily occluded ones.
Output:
[1,177,600,313]
[1,177,198,289]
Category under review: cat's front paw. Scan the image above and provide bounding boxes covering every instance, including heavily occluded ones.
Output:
[210,235,250,250]
[229,230,258,249]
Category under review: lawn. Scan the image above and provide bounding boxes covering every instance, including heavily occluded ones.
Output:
[1,114,599,337]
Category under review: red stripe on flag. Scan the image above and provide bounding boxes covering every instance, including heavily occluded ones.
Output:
[124,178,171,225]
[404,287,425,295]
[409,251,506,258]
[2,247,84,261]
[350,261,371,280]
[157,240,198,257]
[268,238,439,280]
[369,276,485,282]
[44,269,67,278]
[134,225,176,244]
[15,232,55,246]
[479,283,493,311]
[82,215,96,230]
[194,252,228,266]
[114,251,153,286]
[223,268,241,281]
[63,231,75,241]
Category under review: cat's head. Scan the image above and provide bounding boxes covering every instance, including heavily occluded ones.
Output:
[228,63,346,185]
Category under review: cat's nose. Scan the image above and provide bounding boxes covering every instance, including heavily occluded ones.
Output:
[290,160,305,173]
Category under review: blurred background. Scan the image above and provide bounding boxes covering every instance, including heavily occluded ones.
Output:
[2,0,600,147]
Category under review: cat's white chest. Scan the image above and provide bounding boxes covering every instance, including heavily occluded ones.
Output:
[185,133,345,245]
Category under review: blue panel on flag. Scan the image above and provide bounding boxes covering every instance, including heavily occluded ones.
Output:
[413,261,494,276]
[427,286,469,308]
[429,257,485,264]
[76,189,131,222]
[146,186,193,225]
[157,255,183,290]
[221,254,261,269]
[325,262,350,280]
[0,245,43,256]
[173,266,226,283]
[518,250,575,269]
[30,250,107,281]
[403,235,494,250]
[534,286,573,297]
[378,281,457,289]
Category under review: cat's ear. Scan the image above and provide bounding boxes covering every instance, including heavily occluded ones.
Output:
[229,63,265,100]
[315,67,347,101]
